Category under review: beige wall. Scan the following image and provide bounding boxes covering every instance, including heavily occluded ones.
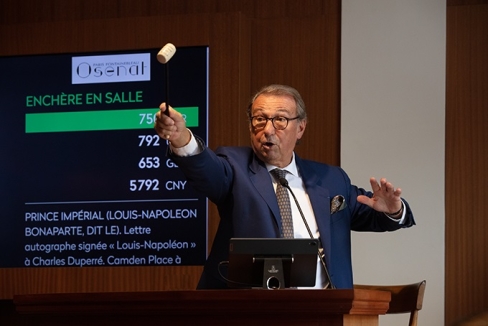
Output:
[341,1,446,325]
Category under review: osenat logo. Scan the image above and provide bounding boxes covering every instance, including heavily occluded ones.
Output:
[72,53,150,84]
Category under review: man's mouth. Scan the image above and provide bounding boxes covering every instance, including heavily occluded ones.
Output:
[262,141,275,150]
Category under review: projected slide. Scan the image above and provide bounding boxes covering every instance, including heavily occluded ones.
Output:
[0,47,209,268]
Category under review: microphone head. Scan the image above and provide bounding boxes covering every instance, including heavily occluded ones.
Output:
[157,43,176,64]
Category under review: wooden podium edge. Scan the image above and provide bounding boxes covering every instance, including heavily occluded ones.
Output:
[14,289,390,316]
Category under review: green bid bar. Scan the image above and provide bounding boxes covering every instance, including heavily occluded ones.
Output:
[25,107,199,133]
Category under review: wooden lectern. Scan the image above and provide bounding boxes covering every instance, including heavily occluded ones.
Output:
[14,289,390,326]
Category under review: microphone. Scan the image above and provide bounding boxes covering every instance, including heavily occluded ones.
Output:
[157,43,177,116]
[277,176,336,289]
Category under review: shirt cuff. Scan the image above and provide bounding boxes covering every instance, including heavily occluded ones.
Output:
[169,129,202,157]
[385,200,407,224]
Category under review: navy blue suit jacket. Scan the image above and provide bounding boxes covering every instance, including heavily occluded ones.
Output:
[170,140,415,289]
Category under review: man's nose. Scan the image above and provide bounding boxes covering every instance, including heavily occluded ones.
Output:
[262,119,275,134]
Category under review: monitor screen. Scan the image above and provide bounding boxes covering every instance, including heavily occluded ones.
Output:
[227,238,318,289]
[0,46,209,269]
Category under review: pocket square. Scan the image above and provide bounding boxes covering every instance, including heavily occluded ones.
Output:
[330,195,346,214]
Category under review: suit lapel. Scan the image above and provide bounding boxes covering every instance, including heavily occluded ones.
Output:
[248,155,282,232]
[295,156,333,269]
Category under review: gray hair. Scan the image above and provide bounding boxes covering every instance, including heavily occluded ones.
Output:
[246,84,307,121]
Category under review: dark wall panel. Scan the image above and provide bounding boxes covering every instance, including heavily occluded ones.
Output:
[446,2,488,324]
[0,0,341,299]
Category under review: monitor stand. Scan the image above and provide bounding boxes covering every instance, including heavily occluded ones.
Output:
[259,256,293,289]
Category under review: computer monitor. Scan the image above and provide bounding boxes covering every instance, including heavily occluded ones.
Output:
[227,238,319,289]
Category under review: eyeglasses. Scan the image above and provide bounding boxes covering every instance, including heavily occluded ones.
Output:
[250,116,300,130]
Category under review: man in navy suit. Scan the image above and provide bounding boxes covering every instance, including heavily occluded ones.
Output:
[154,84,415,289]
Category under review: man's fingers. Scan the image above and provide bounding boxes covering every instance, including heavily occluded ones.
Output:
[369,177,380,193]
[357,195,373,207]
